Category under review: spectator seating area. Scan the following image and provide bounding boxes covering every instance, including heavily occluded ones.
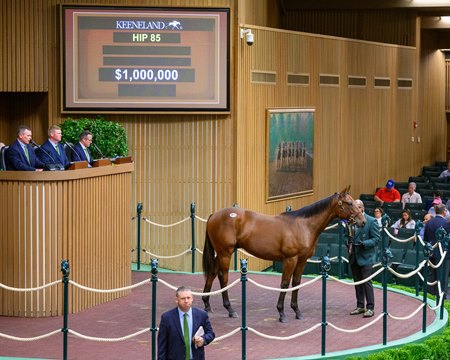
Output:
[360,161,449,221]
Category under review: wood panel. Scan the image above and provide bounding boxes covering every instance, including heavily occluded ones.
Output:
[0,164,133,317]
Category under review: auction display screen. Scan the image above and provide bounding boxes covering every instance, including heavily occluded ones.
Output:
[62,6,230,112]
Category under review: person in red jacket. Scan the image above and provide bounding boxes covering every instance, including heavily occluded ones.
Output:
[374,179,401,206]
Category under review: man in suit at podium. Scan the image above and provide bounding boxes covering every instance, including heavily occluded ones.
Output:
[36,125,70,169]
[5,125,44,171]
[158,286,215,359]
[72,130,93,167]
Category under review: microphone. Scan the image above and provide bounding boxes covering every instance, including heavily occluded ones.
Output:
[92,143,106,159]
[62,141,82,162]
[31,140,63,170]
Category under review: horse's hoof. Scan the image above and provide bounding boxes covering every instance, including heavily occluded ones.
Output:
[229,311,238,318]
[204,307,213,313]
[295,313,304,320]
[279,316,287,323]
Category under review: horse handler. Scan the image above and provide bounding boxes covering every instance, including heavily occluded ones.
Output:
[347,199,381,318]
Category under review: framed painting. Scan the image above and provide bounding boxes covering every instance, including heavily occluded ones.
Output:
[266,108,314,202]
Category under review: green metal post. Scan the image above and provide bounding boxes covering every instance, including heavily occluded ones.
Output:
[414,221,424,297]
[381,215,390,346]
[440,234,449,320]
[233,203,239,271]
[338,221,344,279]
[61,260,70,360]
[150,259,159,360]
[137,203,143,270]
[422,242,433,333]
[320,256,330,356]
[240,259,248,360]
[190,202,196,273]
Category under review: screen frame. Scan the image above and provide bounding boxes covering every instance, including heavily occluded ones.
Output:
[60,5,231,114]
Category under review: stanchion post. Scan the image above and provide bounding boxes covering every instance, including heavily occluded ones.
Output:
[240,259,248,360]
[338,221,344,279]
[440,234,449,320]
[422,242,433,333]
[190,202,196,273]
[320,256,330,356]
[380,213,391,346]
[150,259,159,360]
[414,221,424,297]
[137,202,143,270]
[61,260,70,360]
[233,203,239,271]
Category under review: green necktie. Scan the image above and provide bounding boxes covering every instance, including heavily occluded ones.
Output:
[84,148,90,161]
[183,313,190,360]
[24,146,30,165]
[55,145,60,155]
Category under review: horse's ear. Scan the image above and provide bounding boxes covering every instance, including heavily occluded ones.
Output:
[339,186,350,195]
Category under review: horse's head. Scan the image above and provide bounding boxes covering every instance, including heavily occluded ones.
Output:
[335,186,366,227]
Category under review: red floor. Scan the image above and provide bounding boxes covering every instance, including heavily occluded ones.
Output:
[0,271,439,360]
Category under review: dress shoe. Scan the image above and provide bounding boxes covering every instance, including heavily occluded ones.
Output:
[363,309,374,318]
[349,307,366,315]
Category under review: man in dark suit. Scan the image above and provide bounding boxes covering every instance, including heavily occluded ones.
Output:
[158,286,215,360]
[72,130,93,166]
[348,199,381,318]
[36,125,70,169]
[5,125,44,171]
[423,203,450,296]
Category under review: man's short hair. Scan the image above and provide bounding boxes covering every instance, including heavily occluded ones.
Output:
[408,182,416,189]
[79,130,92,140]
[435,204,446,215]
[48,125,61,136]
[17,125,31,137]
[176,286,192,297]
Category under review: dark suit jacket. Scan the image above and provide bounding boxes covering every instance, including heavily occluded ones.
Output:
[5,140,45,171]
[349,214,381,267]
[158,307,215,360]
[36,140,70,169]
[424,215,450,259]
[72,143,93,165]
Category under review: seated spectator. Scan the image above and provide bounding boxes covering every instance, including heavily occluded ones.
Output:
[419,213,432,239]
[373,207,384,229]
[428,197,450,219]
[438,160,450,178]
[391,209,416,230]
[374,179,401,206]
[425,190,442,211]
[401,182,422,208]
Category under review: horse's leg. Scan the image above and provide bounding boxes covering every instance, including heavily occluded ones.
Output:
[290,261,306,320]
[202,257,219,313]
[217,255,238,318]
[277,258,296,323]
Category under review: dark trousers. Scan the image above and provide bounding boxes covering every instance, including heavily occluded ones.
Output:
[351,263,375,310]
[428,257,450,297]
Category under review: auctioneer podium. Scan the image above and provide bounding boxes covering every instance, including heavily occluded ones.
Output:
[0,162,133,317]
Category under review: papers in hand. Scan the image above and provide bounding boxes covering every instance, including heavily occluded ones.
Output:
[193,326,204,349]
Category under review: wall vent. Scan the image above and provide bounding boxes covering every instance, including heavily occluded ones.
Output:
[251,71,276,84]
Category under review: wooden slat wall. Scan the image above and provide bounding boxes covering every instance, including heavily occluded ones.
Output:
[236,26,444,271]
[0,165,132,316]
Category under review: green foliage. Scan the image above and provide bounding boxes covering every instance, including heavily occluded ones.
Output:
[425,337,450,359]
[59,117,128,158]
[401,343,431,360]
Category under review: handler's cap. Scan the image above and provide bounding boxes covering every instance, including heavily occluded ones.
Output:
[386,179,395,189]
[432,198,442,205]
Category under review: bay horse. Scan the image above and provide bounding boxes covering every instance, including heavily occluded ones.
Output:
[202,187,365,322]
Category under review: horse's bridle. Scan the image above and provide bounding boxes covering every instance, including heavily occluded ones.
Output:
[337,196,357,225]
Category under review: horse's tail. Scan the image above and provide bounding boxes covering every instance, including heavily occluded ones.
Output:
[202,215,215,279]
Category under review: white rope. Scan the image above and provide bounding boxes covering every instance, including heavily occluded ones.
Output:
[237,249,257,258]
[211,327,241,342]
[0,329,61,341]
[247,275,322,293]
[328,267,384,286]
[143,247,192,259]
[388,303,425,320]
[142,217,190,228]
[324,223,339,231]
[69,278,150,293]
[387,260,426,278]
[68,328,149,342]
[0,279,61,292]
[196,248,204,255]
[195,215,208,222]
[157,277,241,297]
[417,235,425,246]
[328,313,383,333]
[428,253,447,269]
[383,228,415,243]
[247,323,322,340]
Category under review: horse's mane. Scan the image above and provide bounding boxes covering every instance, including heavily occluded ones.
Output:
[281,193,338,218]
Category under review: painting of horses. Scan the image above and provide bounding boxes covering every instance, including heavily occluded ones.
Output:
[266,108,314,201]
